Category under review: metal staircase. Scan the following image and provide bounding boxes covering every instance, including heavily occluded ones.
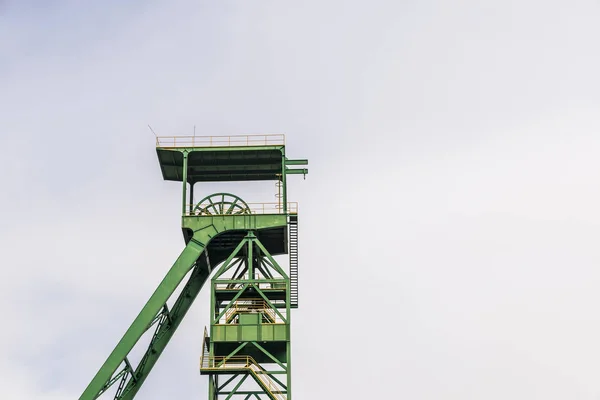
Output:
[200,329,286,400]
[289,216,299,309]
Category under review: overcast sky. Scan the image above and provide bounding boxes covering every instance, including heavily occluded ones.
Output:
[2,0,600,399]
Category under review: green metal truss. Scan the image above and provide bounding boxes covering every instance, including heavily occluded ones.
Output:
[80,216,288,400]
[200,232,292,399]
[79,137,306,400]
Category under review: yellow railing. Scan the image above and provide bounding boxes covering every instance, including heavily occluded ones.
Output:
[200,355,286,400]
[156,134,285,148]
[223,300,278,323]
[187,202,298,216]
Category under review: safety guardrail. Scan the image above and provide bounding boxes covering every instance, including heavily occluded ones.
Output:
[186,202,298,216]
[223,300,279,324]
[214,282,287,291]
[156,134,285,148]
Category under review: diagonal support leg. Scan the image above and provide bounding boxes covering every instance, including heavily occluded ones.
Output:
[80,238,207,400]
[118,257,213,399]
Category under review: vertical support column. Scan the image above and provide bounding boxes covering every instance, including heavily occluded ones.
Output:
[182,151,189,216]
[248,235,253,279]
[208,376,217,399]
[286,257,292,400]
[189,181,194,213]
[209,275,216,389]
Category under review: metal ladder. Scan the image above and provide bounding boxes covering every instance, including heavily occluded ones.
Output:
[289,216,299,309]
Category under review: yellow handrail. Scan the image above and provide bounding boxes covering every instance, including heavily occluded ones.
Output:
[223,300,278,324]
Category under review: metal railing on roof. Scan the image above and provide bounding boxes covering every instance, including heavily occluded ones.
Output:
[156,134,285,148]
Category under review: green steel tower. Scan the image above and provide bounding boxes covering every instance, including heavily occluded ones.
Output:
[79,134,308,400]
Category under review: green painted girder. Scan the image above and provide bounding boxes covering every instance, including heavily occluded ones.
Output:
[80,215,288,400]
[81,240,205,400]
[284,168,307,175]
[117,259,210,399]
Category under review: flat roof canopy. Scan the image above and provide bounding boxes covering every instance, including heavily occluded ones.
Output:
[156,146,284,183]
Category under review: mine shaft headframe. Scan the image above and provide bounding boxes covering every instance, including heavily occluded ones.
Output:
[155,134,308,215]
[78,134,308,400]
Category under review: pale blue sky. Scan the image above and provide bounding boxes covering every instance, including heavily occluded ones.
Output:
[2,1,600,399]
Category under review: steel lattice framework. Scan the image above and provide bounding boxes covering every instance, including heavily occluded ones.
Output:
[79,135,307,400]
